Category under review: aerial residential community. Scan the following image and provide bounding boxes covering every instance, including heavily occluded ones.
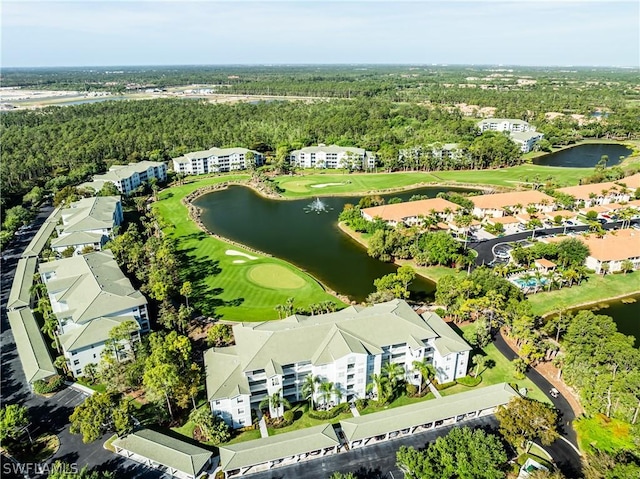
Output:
[1,2,639,479]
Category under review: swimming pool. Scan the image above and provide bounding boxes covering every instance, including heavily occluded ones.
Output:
[513,277,548,288]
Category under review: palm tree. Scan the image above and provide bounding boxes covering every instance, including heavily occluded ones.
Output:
[302,374,320,410]
[620,259,634,274]
[412,359,436,395]
[494,264,509,278]
[382,362,405,400]
[41,314,61,353]
[367,373,389,404]
[533,270,545,293]
[562,268,579,287]
[318,380,339,407]
[284,297,295,316]
[472,354,487,377]
[274,304,285,319]
[259,389,290,419]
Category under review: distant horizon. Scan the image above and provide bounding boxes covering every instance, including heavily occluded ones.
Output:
[2,1,638,69]
[2,63,639,70]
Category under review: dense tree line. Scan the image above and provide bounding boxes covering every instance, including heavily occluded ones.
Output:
[560,311,640,423]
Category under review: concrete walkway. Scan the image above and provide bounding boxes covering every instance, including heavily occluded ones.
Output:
[258,416,269,438]
[349,403,360,417]
[428,381,442,398]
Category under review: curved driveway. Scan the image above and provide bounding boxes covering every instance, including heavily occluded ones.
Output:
[470,220,625,266]
[493,333,582,478]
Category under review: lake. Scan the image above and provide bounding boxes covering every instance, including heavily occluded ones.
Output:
[533,143,632,168]
[567,295,640,347]
[194,185,474,302]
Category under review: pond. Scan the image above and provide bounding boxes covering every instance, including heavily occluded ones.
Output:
[533,143,632,168]
[565,295,640,348]
[194,185,475,302]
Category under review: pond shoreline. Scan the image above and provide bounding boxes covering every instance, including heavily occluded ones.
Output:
[180,181,354,305]
[540,292,639,318]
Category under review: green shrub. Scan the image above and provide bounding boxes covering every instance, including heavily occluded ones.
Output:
[434,308,446,317]
[355,399,368,411]
[33,375,65,395]
[283,410,294,423]
[405,383,418,396]
[456,376,482,387]
[308,403,349,420]
[434,380,457,391]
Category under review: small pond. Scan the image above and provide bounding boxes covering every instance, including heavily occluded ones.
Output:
[194,185,475,302]
[533,143,632,168]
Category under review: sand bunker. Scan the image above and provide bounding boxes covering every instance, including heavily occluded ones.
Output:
[310,182,346,188]
[232,260,246,264]
[225,249,258,260]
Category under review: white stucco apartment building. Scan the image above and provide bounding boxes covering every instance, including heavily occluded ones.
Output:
[477,118,535,133]
[289,145,376,170]
[50,196,123,256]
[477,118,543,153]
[81,161,167,195]
[556,174,640,207]
[470,190,555,218]
[39,250,150,377]
[205,300,471,429]
[172,147,265,175]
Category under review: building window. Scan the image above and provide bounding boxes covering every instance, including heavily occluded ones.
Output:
[76,369,82,375]
[238,409,244,415]
[237,397,244,404]
[73,359,80,366]
[271,378,279,386]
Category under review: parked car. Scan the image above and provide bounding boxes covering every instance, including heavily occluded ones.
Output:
[564,220,576,226]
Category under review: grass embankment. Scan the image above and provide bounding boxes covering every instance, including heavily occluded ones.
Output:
[527,271,640,317]
[574,414,639,454]
[441,324,548,403]
[154,175,343,321]
[337,222,467,284]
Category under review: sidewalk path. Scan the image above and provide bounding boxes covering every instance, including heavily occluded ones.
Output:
[428,382,442,398]
[349,403,360,417]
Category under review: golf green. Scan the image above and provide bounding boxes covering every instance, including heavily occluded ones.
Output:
[246,263,307,290]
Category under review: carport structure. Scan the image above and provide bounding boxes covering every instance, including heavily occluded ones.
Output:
[219,424,341,477]
[112,428,216,479]
[341,383,519,449]
[7,308,57,386]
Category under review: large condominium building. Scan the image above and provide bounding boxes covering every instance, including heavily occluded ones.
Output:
[470,190,555,218]
[510,131,545,153]
[51,196,123,256]
[205,300,471,429]
[39,250,150,378]
[477,118,535,133]
[289,145,376,170]
[172,147,265,175]
[81,161,167,195]
[477,119,543,153]
[361,198,461,227]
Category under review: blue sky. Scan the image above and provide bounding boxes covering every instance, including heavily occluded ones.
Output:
[2,1,638,68]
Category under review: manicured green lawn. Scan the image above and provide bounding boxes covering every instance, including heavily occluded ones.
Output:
[574,414,638,454]
[276,164,594,198]
[527,272,640,317]
[267,403,353,436]
[359,391,435,416]
[442,325,548,403]
[154,176,343,321]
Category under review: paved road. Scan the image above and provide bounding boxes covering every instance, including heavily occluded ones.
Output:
[0,205,162,478]
[493,333,582,478]
[469,220,626,266]
[245,416,499,479]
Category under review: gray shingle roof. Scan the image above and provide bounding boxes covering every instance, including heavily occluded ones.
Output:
[22,222,57,258]
[51,231,104,249]
[93,161,165,181]
[58,196,120,233]
[291,144,367,155]
[59,315,140,351]
[205,300,467,401]
[39,250,147,324]
[8,257,37,310]
[219,424,340,472]
[174,147,259,164]
[341,382,519,442]
[7,309,57,383]
[112,429,213,477]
